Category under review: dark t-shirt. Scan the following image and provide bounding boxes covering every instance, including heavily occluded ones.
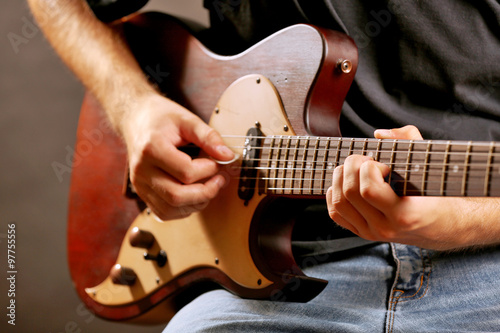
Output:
[202,0,500,141]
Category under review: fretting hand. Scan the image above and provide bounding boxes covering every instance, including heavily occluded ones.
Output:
[326,125,499,250]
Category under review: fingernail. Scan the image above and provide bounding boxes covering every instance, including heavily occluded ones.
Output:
[214,174,226,189]
[217,145,234,158]
[374,129,392,138]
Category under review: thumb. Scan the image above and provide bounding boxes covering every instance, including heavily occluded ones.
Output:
[374,125,423,140]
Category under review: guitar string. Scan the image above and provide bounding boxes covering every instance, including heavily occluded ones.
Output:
[220,134,500,148]
[233,160,500,169]
[221,133,499,142]
[228,175,492,184]
[222,166,495,190]
[234,178,492,194]
[225,168,494,184]
[223,161,498,176]
[220,144,500,159]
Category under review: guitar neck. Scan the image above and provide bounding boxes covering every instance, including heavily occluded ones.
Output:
[257,136,500,197]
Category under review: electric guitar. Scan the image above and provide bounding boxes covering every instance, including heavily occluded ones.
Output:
[67,12,500,324]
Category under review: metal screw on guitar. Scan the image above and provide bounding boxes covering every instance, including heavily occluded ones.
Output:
[337,59,353,74]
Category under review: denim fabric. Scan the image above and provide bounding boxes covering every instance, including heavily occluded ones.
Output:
[163,243,500,332]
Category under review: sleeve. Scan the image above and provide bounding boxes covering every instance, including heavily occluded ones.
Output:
[86,0,150,22]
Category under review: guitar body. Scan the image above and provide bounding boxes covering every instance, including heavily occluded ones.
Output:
[67,12,358,324]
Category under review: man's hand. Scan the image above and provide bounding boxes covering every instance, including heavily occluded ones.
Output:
[122,94,234,220]
[326,125,500,250]
[27,0,235,220]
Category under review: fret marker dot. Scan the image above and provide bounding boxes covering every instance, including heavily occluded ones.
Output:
[368,152,374,158]
[453,165,459,173]
[413,164,420,172]
[328,163,333,170]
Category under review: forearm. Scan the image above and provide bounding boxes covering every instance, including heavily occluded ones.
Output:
[27,0,156,134]
[452,197,500,249]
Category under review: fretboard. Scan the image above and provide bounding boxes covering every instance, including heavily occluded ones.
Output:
[255,136,500,197]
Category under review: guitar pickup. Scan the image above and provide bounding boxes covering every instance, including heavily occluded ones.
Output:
[238,126,264,205]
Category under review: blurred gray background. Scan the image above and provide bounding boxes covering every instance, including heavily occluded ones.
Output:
[1,1,208,332]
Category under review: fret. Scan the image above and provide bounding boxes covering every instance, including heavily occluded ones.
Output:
[375,139,382,162]
[485,142,495,196]
[461,142,473,196]
[291,137,300,195]
[348,138,355,159]
[309,137,320,195]
[275,136,284,194]
[282,136,292,195]
[440,141,452,196]
[362,138,368,156]
[335,138,342,168]
[403,141,425,196]
[266,137,276,194]
[320,138,331,195]
[403,141,414,196]
[387,140,398,185]
[299,137,310,195]
[258,139,270,195]
[444,142,464,196]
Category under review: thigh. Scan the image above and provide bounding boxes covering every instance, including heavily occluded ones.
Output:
[163,243,395,333]
[391,245,500,332]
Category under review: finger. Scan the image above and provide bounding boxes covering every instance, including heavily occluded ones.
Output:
[359,160,400,215]
[374,125,423,140]
[342,156,386,233]
[161,144,222,184]
[327,165,362,235]
[143,140,221,185]
[149,167,226,207]
[141,188,208,220]
[180,115,235,161]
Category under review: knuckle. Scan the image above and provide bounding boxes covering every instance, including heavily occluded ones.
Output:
[394,212,414,229]
[139,140,156,158]
[175,206,195,218]
[375,228,397,241]
[177,168,196,184]
[359,183,377,200]
[328,207,339,221]
[204,127,220,142]
[203,186,218,201]
[154,208,171,221]
[343,184,359,201]
[167,192,185,207]
[361,232,379,242]
[327,188,343,209]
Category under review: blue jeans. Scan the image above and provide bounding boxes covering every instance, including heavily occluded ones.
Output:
[163,243,500,332]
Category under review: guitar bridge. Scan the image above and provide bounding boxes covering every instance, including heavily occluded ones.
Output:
[238,126,264,205]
